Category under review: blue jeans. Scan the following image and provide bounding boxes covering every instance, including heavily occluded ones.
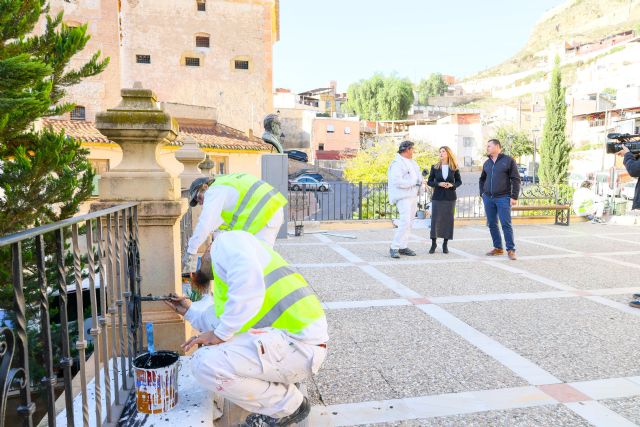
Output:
[482,194,515,251]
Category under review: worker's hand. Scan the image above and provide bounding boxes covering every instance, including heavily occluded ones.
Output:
[617,144,630,156]
[181,331,224,352]
[510,198,517,207]
[164,293,191,316]
[182,252,198,274]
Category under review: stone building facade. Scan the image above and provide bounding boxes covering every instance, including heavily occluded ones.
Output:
[45,0,279,135]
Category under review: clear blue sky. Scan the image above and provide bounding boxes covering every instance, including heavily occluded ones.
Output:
[273,0,566,93]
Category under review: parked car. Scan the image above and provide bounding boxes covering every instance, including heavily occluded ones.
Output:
[522,175,539,184]
[298,173,324,182]
[288,176,330,192]
[284,150,308,163]
[622,180,637,200]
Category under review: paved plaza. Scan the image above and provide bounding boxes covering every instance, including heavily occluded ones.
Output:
[273,222,640,426]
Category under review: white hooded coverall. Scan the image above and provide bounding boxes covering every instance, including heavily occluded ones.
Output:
[388,154,422,250]
[186,184,284,255]
[184,231,328,418]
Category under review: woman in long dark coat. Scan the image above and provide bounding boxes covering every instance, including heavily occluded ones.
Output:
[426,146,462,254]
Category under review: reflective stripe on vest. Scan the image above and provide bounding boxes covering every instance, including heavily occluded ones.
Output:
[213,247,324,335]
[213,173,287,234]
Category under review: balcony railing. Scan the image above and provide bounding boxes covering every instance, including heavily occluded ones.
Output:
[0,203,142,427]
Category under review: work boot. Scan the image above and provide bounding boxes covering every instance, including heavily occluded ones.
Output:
[633,293,640,299]
[486,248,505,256]
[398,248,416,256]
[507,250,517,260]
[243,397,310,427]
[389,249,400,259]
[630,300,640,309]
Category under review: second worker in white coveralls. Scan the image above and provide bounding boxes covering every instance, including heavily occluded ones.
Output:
[388,140,422,259]
[166,230,328,427]
[182,173,287,274]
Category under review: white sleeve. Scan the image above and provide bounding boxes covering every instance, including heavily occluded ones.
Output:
[183,296,219,332]
[187,187,230,254]
[213,235,266,341]
[389,161,415,189]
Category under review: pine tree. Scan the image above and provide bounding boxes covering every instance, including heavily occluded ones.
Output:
[539,56,571,185]
[0,1,109,235]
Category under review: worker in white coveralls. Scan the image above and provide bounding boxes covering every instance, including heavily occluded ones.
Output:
[388,140,423,258]
[182,173,287,274]
[166,230,328,427]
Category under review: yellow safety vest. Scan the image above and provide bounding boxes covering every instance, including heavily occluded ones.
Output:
[213,173,287,234]
[213,245,324,334]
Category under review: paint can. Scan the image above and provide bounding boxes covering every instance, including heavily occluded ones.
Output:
[133,351,180,414]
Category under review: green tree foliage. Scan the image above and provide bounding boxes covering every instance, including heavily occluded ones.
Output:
[344,74,414,120]
[343,138,438,184]
[1,1,109,235]
[539,56,571,185]
[416,73,448,105]
[0,1,109,383]
[494,125,534,159]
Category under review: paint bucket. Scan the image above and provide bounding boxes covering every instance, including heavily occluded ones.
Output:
[133,351,180,414]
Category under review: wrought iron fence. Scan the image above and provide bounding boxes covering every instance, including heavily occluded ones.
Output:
[287,181,573,222]
[0,203,142,427]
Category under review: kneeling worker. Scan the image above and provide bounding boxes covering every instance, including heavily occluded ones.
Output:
[182,173,287,274]
[167,230,328,427]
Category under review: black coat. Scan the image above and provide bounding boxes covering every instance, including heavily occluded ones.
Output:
[624,152,640,210]
[426,165,462,201]
[479,153,521,199]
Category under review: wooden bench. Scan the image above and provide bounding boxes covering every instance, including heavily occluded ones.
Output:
[511,187,572,226]
[213,384,310,427]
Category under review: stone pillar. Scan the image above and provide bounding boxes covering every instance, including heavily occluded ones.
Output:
[175,135,206,190]
[93,87,190,352]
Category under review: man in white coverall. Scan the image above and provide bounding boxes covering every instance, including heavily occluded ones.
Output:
[388,140,422,258]
[182,173,287,274]
[166,230,328,427]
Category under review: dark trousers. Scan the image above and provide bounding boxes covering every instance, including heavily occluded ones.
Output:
[482,194,515,251]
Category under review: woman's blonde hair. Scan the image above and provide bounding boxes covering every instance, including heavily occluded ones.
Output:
[434,146,458,171]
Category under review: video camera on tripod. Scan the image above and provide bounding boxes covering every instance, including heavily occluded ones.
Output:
[606,133,640,154]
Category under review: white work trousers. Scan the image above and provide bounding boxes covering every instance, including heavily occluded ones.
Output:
[190,327,326,418]
[391,196,418,250]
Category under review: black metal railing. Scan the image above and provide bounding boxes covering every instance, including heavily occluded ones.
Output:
[0,203,142,427]
[288,182,573,222]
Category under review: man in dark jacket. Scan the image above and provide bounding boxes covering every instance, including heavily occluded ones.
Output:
[618,144,640,308]
[479,139,521,260]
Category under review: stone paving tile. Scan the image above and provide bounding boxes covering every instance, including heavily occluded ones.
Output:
[515,256,637,289]
[600,395,640,424]
[451,237,570,257]
[357,404,591,426]
[314,367,400,405]
[601,293,637,306]
[326,306,526,397]
[295,266,399,301]
[277,244,350,264]
[322,228,405,242]
[539,235,640,253]
[474,224,578,238]
[377,262,554,297]
[445,298,640,382]
[597,254,640,266]
[335,242,464,262]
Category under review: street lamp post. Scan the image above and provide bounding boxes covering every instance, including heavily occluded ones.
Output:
[532,128,539,183]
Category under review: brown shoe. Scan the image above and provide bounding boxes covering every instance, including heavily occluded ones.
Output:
[507,250,517,260]
[486,248,505,256]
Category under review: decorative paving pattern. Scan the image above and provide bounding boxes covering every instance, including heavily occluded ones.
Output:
[274,223,640,426]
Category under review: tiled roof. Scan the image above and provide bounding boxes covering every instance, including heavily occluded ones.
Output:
[42,118,111,143]
[177,122,274,152]
[41,118,274,152]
